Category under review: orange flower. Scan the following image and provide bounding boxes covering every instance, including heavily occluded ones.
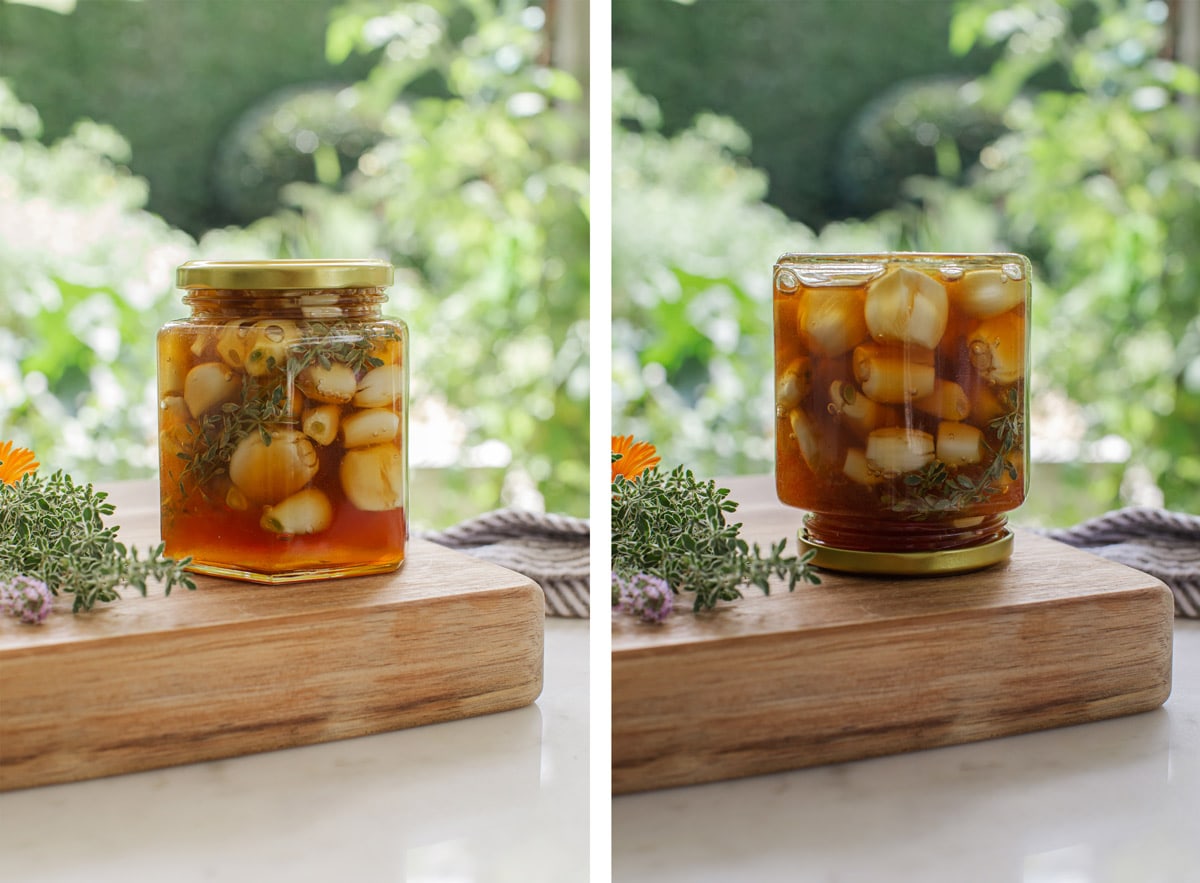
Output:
[0,441,39,485]
[612,435,660,482]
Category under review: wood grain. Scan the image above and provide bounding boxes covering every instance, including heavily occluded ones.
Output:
[0,481,544,791]
[612,476,1173,794]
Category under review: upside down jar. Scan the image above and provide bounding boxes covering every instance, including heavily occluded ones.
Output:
[773,253,1030,575]
[157,259,409,583]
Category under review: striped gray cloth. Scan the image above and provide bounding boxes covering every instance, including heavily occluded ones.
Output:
[1041,507,1200,618]
[420,509,590,618]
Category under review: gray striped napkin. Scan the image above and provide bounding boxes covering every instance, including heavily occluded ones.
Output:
[420,510,590,618]
[1041,507,1200,617]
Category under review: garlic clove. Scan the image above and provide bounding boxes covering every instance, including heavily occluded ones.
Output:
[797,287,868,357]
[341,408,401,448]
[341,444,405,511]
[183,362,241,418]
[353,364,404,409]
[159,332,193,395]
[244,319,301,377]
[776,356,812,412]
[865,428,935,476]
[296,361,357,404]
[788,408,822,471]
[228,429,319,505]
[936,421,984,466]
[216,319,258,370]
[852,347,936,403]
[843,447,883,486]
[968,311,1025,385]
[261,488,333,535]
[956,269,1025,318]
[159,394,191,427]
[865,267,949,349]
[302,404,340,446]
[913,379,971,421]
[828,379,894,438]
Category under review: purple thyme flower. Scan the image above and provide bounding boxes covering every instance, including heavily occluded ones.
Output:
[0,575,53,625]
[617,573,674,624]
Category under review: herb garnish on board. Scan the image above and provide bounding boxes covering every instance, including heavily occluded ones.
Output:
[0,469,195,614]
[611,437,820,615]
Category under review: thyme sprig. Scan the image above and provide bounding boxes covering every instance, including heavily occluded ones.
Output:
[889,386,1023,517]
[612,465,820,612]
[176,320,404,493]
[0,470,195,613]
[180,373,293,494]
[289,321,403,376]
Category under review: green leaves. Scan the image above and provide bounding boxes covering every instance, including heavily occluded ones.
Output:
[0,470,195,613]
[612,465,819,612]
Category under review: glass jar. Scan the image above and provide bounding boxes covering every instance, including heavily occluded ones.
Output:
[157,259,408,583]
[773,252,1030,575]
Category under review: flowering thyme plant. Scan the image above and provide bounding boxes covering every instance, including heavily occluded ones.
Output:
[0,442,195,618]
[611,436,820,618]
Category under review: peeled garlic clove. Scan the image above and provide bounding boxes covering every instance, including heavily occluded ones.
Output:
[936,421,983,466]
[159,332,194,395]
[216,319,258,370]
[183,362,241,418]
[354,364,404,408]
[300,292,343,320]
[797,287,868,357]
[228,429,319,505]
[296,361,357,404]
[788,408,822,470]
[853,350,936,403]
[828,379,892,438]
[368,334,404,367]
[999,450,1025,492]
[970,384,1008,424]
[341,408,400,448]
[913,379,970,421]
[261,488,333,535]
[302,404,340,446]
[341,444,405,511]
[865,267,948,349]
[968,312,1025,385]
[956,269,1025,318]
[865,428,935,476]
[244,320,301,377]
[776,356,812,412]
[159,394,191,427]
[843,447,882,486]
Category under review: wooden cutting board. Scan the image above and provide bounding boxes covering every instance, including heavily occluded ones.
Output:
[0,481,544,792]
[612,476,1173,795]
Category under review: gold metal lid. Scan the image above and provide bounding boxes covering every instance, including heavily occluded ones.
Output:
[177,259,393,290]
[798,523,1014,576]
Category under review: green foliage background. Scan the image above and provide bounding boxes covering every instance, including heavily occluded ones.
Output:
[612,0,1002,228]
[613,0,1200,521]
[0,0,589,526]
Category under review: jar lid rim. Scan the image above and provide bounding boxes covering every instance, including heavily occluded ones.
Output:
[798,521,1014,576]
[177,259,393,290]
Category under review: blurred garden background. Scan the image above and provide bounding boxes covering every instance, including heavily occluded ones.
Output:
[613,0,1200,525]
[0,0,589,528]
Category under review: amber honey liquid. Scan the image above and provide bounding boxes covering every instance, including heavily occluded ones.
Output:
[158,294,408,582]
[773,256,1029,552]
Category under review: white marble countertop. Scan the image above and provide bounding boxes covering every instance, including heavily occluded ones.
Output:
[0,618,590,882]
[614,618,1200,882]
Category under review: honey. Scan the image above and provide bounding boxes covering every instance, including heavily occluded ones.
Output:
[773,253,1030,574]
[157,259,408,583]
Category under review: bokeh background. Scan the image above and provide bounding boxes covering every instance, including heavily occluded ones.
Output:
[613,0,1200,525]
[0,0,589,528]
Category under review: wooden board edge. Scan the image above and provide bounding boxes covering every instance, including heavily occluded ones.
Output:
[612,579,1173,795]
